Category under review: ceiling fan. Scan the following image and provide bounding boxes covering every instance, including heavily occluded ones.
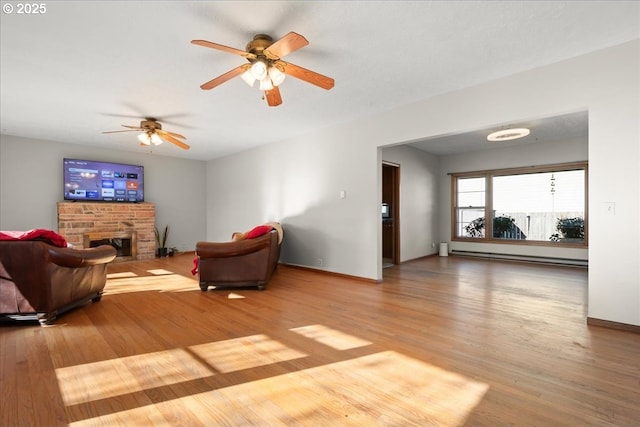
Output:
[191,32,335,106]
[102,118,190,150]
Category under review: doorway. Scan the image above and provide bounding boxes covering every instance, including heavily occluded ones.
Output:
[382,162,400,267]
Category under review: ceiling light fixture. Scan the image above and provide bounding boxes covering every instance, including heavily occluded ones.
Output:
[240,70,256,87]
[191,32,334,107]
[268,66,286,87]
[259,77,274,91]
[250,60,268,80]
[137,131,163,146]
[244,61,286,91]
[487,128,531,141]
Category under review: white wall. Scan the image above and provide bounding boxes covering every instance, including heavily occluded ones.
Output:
[206,40,640,326]
[0,135,207,252]
[381,144,440,262]
[206,129,379,278]
[439,137,589,261]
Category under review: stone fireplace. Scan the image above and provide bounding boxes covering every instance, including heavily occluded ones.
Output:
[57,202,155,260]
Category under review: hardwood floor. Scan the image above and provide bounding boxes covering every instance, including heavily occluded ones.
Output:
[2,253,639,426]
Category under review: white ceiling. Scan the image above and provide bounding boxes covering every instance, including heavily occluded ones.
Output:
[406,110,590,156]
[1,1,638,160]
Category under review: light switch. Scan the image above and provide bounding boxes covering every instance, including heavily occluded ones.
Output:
[604,202,615,216]
[340,190,346,199]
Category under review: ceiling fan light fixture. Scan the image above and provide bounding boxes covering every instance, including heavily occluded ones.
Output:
[241,70,256,87]
[259,78,274,91]
[250,60,268,80]
[268,66,286,86]
[192,32,335,106]
[487,128,530,142]
[137,132,151,145]
[150,132,163,145]
[104,119,189,150]
[137,131,163,146]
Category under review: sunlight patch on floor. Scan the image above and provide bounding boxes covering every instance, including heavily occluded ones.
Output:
[56,325,486,425]
[227,292,246,299]
[69,404,171,427]
[56,348,213,406]
[147,268,175,275]
[103,274,197,295]
[190,334,308,373]
[56,334,306,408]
[68,350,488,426]
[290,324,372,350]
[106,271,138,279]
[208,350,488,425]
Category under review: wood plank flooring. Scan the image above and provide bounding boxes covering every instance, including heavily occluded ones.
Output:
[2,253,639,426]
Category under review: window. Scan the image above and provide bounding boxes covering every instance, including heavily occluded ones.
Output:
[455,177,486,238]
[452,162,587,246]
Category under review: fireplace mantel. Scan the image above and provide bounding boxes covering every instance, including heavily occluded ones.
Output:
[57,202,155,260]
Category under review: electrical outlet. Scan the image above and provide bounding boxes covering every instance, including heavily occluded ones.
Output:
[318,258,324,267]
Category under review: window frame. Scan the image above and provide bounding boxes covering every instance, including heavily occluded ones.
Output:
[450,161,588,247]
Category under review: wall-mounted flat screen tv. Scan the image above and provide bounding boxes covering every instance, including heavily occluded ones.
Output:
[63,158,144,202]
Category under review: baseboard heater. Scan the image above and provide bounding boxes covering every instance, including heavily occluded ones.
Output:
[450,250,588,267]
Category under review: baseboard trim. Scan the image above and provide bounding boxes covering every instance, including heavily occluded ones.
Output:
[587,317,640,334]
[279,263,380,284]
[451,250,588,267]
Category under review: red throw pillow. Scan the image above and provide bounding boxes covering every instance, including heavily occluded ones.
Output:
[245,225,272,239]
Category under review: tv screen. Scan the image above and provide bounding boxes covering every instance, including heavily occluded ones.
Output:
[63,158,144,203]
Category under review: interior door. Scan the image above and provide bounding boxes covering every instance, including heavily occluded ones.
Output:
[382,162,400,265]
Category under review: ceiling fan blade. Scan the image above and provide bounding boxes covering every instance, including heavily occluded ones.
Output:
[200,64,249,90]
[191,39,257,60]
[264,32,308,60]
[157,129,186,140]
[121,125,143,130]
[159,133,191,150]
[277,61,335,90]
[265,86,282,107]
[102,129,139,134]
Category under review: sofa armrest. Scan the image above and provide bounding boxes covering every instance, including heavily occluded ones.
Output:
[196,233,273,259]
[47,245,117,268]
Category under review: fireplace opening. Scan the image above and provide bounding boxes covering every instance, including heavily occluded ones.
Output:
[90,237,132,257]
[84,231,137,261]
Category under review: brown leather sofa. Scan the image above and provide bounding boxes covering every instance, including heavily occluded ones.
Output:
[196,227,282,291]
[0,241,117,324]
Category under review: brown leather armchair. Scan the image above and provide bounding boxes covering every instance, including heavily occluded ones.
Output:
[0,241,117,324]
[196,227,282,291]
